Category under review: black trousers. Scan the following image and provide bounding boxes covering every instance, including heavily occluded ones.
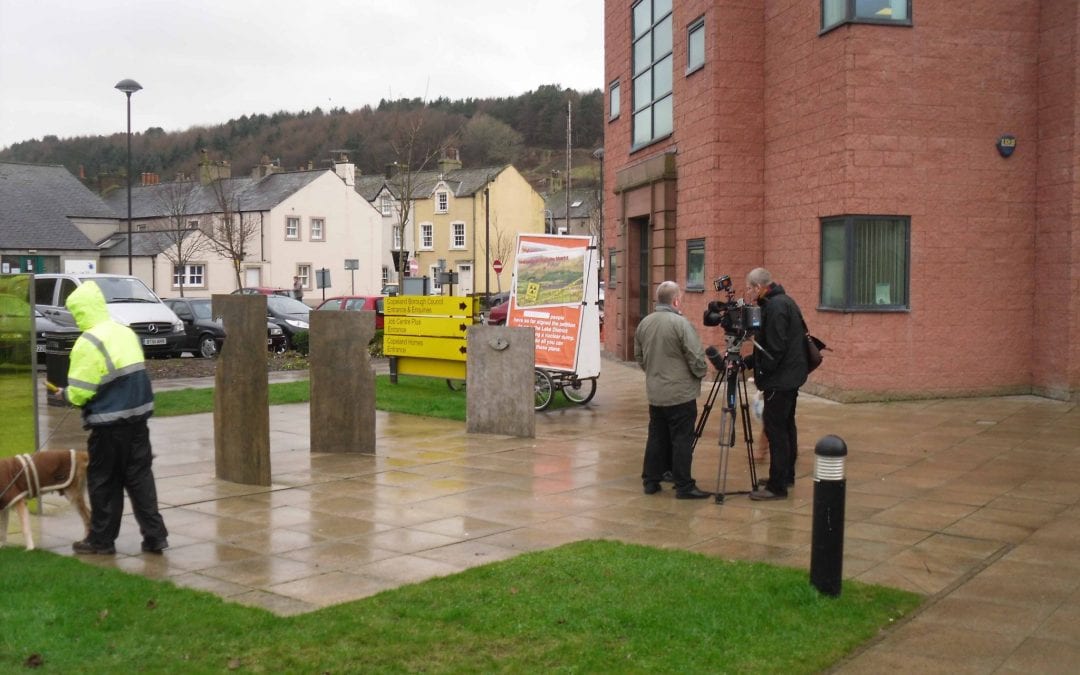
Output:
[762,389,799,495]
[86,421,168,547]
[642,400,698,492]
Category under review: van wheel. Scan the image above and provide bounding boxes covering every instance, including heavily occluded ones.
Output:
[198,335,218,358]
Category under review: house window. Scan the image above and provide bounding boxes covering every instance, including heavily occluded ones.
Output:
[687,17,705,74]
[822,0,911,32]
[686,238,705,291]
[608,248,617,287]
[286,216,300,240]
[421,223,433,250]
[435,191,449,214]
[296,264,311,289]
[380,195,393,217]
[609,80,621,121]
[310,217,325,241]
[429,265,442,293]
[632,0,673,149]
[381,265,389,284]
[172,263,205,288]
[187,219,199,230]
[451,222,466,249]
[820,215,910,311]
[136,223,147,232]
[392,225,403,250]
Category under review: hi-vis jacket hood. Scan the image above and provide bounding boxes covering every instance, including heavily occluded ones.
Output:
[67,281,111,332]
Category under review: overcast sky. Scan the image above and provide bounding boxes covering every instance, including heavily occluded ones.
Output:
[0,0,603,150]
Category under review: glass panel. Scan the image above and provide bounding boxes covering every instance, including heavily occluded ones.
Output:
[608,248,617,285]
[853,218,907,306]
[821,221,846,307]
[686,240,705,290]
[633,109,652,146]
[0,274,37,457]
[633,71,652,111]
[653,15,672,60]
[855,0,898,20]
[654,95,673,138]
[688,22,705,70]
[609,81,621,119]
[890,0,907,20]
[654,55,673,97]
[633,0,651,39]
[822,0,846,27]
[654,0,672,21]
[633,36,651,75]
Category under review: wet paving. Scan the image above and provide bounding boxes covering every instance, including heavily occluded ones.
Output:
[21,358,1080,672]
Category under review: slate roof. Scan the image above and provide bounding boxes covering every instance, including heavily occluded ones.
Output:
[0,162,114,250]
[101,170,328,219]
[544,188,600,220]
[98,230,194,258]
[354,165,509,203]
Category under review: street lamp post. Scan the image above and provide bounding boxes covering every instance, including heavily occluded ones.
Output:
[115,78,142,275]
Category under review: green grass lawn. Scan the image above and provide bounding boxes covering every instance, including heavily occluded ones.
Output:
[153,374,575,420]
[0,540,920,673]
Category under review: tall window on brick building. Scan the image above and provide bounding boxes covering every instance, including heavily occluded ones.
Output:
[687,17,705,74]
[686,238,705,291]
[632,0,673,148]
[822,0,911,32]
[820,215,910,310]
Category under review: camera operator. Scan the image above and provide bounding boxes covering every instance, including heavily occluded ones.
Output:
[634,281,712,499]
[744,268,809,501]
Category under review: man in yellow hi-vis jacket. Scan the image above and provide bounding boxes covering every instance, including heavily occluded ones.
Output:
[55,281,168,555]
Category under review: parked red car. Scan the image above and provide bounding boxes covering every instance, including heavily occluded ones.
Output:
[315,296,385,329]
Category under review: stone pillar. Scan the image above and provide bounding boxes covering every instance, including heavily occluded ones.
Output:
[465,325,535,438]
[213,295,270,486]
[310,310,376,453]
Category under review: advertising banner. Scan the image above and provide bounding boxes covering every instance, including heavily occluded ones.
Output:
[506,234,601,377]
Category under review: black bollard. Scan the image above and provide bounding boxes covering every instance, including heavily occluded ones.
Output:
[389,355,398,385]
[810,434,848,597]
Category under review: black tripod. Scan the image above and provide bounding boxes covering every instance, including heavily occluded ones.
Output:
[691,336,760,504]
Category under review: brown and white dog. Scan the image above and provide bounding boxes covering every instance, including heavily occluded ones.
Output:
[0,449,90,551]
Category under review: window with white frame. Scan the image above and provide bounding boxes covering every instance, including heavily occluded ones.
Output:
[435,191,449,213]
[187,219,200,230]
[296,264,311,289]
[381,266,389,284]
[451,222,466,249]
[172,263,206,288]
[429,265,442,293]
[632,0,673,148]
[392,225,403,250]
[609,80,621,120]
[687,17,705,74]
[310,217,325,241]
[286,216,300,240]
[380,195,393,217]
[420,223,433,250]
[822,0,910,32]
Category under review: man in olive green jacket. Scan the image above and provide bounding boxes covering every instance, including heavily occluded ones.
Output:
[634,281,711,499]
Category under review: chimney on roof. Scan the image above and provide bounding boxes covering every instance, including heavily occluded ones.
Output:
[333,153,356,187]
[251,153,282,179]
[198,149,232,185]
[438,147,462,174]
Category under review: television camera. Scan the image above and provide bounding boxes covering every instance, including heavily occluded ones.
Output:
[702,275,761,343]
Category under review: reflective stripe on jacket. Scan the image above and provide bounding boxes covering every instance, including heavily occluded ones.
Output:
[64,281,154,427]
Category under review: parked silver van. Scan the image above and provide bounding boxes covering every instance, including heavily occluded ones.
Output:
[34,273,186,357]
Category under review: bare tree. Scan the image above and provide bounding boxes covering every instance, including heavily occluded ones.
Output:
[481,215,517,293]
[203,178,259,290]
[154,180,210,297]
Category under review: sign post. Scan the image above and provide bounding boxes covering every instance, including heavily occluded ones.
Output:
[344,259,359,294]
[492,259,503,274]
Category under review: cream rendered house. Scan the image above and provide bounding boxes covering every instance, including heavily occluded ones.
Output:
[101,157,383,301]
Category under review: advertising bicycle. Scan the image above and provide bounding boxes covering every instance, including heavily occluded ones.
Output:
[503,234,602,411]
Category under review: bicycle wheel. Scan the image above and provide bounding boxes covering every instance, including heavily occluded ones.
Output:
[534,368,554,411]
[562,377,597,405]
[446,379,466,391]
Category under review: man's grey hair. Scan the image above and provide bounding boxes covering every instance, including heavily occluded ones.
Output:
[656,280,680,305]
[746,267,772,287]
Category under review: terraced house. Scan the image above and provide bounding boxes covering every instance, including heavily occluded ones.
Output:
[602,0,1080,401]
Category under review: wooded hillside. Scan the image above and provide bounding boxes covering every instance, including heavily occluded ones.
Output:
[0,85,603,192]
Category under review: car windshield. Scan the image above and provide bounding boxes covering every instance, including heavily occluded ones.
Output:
[188,300,214,320]
[94,277,160,304]
[267,296,311,315]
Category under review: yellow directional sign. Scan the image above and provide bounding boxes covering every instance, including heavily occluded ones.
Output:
[396,356,466,379]
[384,334,468,361]
[385,315,471,338]
[384,296,477,317]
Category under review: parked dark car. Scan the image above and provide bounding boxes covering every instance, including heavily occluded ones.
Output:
[314,295,386,329]
[265,295,311,349]
[380,284,400,297]
[34,309,64,365]
[231,287,292,297]
[164,298,287,357]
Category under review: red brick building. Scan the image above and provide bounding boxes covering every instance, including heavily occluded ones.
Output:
[601,0,1080,401]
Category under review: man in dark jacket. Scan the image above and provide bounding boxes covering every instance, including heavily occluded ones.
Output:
[54,281,169,554]
[745,268,808,501]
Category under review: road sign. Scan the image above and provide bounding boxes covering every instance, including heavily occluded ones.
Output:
[409,258,419,274]
[385,315,471,338]
[384,335,467,361]
[492,259,503,274]
[384,296,477,317]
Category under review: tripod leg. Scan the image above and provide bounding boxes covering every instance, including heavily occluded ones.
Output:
[691,371,722,453]
[737,370,759,490]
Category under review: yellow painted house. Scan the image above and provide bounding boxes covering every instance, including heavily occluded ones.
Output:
[359,151,545,297]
